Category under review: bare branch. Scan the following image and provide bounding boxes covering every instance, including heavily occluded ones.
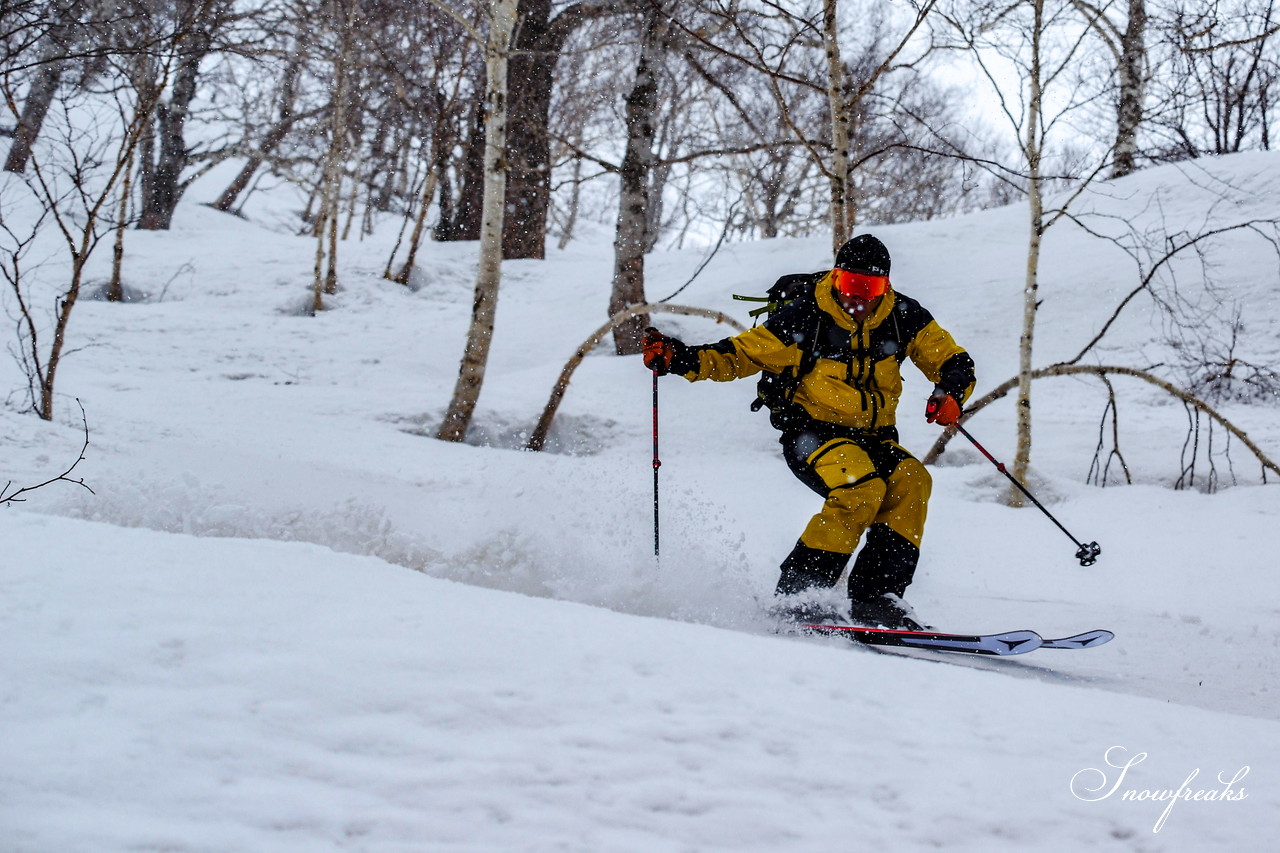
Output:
[1056,215,1280,366]
[1,399,94,505]
[921,366,1280,480]
[1182,22,1280,54]
[527,303,746,452]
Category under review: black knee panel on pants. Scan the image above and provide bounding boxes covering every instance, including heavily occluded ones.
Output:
[775,541,850,595]
[847,524,919,600]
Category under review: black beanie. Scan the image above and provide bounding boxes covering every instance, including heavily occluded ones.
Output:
[835,234,891,276]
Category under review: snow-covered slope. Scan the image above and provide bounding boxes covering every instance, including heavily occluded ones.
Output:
[3,511,1275,852]
[3,152,1279,850]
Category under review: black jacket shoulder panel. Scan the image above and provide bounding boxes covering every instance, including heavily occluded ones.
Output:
[888,290,935,340]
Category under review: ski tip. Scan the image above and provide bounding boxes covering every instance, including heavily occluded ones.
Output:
[1042,629,1115,650]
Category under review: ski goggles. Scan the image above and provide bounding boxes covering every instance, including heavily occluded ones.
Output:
[832,268,889,300]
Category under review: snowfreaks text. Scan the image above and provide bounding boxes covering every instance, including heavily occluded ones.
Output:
[1070,746,1249,833]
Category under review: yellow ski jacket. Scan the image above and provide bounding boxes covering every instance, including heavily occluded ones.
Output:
[672,271,975,433]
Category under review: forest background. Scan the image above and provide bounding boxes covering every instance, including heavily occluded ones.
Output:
[4,0,1279,490]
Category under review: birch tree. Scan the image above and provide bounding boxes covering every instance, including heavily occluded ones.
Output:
[942,0,1112,501]
[822,0,852,251]
[1111,0,1148,177]
[688,0,940,251]
[608,2,671,355]
[311,0,363,312]
[437,0,519,443]
[1015,0,1051,499]
[1071,0,1149,178]
[3,53,171,420]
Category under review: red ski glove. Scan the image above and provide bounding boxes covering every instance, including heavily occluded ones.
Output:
[925,391,962,426]
[642,327,675,375]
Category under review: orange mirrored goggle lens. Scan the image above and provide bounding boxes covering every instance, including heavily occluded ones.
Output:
[833,268,888,300]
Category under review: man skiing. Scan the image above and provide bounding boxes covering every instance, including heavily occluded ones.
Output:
[641,234,975,630]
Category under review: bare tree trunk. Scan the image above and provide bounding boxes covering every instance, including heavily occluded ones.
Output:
[393,166,441,285]
[4,62,63,174]
[437,89,485,242]
[1011,0,1047,501]
[1112,0,1147,178]
[2,0,83,175]
[312,0,356,311]
[393,89,450,284]
[502,0,553,260]
[310,204,328,312]
[211,51,304,213]
[137,30,209,230]
[38,251,86,420]
[437,0,519,443]
[107,138,139,301]
[609,6,668,356]
[325,169,343,289]
[500,0,628,260]
[555,155,583,250]
[135,74,158,223]
[823,0,851,253]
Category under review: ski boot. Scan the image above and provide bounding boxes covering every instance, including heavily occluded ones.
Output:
[768,593,848,630]
[848,593,929,631]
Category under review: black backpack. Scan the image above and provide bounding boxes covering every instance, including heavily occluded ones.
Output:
[733,272,827,422]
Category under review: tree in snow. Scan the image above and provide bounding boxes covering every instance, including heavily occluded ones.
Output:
[2,44,173,419]
[939,0,1114,503]
[437,0,520,443]
[1146,0,1279,163]
[1070,0,1151,179]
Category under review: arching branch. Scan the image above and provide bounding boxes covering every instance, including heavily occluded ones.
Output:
[922,365,1279,480]
[526,302,746,451]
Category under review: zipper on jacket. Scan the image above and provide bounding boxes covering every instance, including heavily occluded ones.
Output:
[851,316,884,429]
[848,317,872,419]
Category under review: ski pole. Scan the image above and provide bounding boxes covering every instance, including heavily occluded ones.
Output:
[651,367,661,557]
[951,421,1101,566]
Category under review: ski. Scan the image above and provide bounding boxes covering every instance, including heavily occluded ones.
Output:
[798,623,1045,656]
[797,623,1115,655]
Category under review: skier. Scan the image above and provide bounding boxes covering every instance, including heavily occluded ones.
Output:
[641,234,975,630]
